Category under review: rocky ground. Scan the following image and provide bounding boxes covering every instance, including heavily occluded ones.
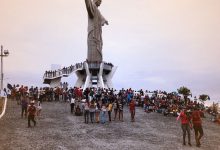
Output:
[0,100,220,150]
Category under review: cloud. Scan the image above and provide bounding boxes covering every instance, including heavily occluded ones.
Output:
[0,0,220,102]
[143,76,166,84]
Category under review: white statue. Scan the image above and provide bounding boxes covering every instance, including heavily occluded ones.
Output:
[85,0,108,63]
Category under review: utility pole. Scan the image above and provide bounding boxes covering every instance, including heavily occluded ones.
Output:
[0,45,9,119]
[0,45,9,92]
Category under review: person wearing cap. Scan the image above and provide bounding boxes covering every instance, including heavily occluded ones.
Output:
[191,107,204,147]
[177,107,192,146]
[27,100,37,127]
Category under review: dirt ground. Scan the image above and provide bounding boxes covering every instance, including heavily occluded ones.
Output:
[0,100,220,150]
[0,98,4,114]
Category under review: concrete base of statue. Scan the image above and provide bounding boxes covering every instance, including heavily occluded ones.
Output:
[49,77,62,88]
[75,61,117,90]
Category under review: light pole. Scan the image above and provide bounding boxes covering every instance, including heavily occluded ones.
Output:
[0,45,9,119]
[0,45,9,93]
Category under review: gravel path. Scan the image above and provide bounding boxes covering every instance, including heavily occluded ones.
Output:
[0,100,220,150]
[0,100,3,113]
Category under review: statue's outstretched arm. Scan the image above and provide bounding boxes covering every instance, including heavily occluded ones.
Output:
[85,0,94,18]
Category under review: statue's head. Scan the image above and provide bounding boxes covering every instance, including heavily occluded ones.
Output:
[94,0,102,7]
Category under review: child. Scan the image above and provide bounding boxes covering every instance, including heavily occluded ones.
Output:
[36,100,42,116]
[95,101,101,123]
[101,104,107,124]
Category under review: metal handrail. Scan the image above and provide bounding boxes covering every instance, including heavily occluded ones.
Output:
[43,64,84,80]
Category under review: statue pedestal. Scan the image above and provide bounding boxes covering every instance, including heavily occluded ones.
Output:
[43,61,117,90]
[75,61,117,90]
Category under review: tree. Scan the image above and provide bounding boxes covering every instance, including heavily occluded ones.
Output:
[212,102,218,114]
[199,94,210,104]
[177,86,191,105]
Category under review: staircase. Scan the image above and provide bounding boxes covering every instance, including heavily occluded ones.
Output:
[91,76,98,85]
[43,63,84,85]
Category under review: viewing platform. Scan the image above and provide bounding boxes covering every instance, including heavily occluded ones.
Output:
[43,63,84,86]
[43,61,116,89]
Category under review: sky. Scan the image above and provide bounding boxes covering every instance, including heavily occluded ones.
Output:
[0,0,220,103]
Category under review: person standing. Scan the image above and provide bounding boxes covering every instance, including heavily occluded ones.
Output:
[21,96,28,118]
[95,101,101,123]
[36,100,42,116]
[118,100,124,122]
[107,102,113,122]
[27,101,37,127]
[177,107,192,146]
[192,107,204,147]
[89,100,96,123]
[129,99,136,122]
[70,96,75,114]
[75,105,82,116]
[84,100,90,124]
[100,104,107,124]
[113,100,118,121]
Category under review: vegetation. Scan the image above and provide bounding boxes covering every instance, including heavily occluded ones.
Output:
[212,103,219,114]
[199,94,210,104]
[177,86,191,104]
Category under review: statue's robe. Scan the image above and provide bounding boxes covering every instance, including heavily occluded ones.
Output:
[85,0,107,63]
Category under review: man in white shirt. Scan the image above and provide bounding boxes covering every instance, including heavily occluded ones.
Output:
[70,96,75,114]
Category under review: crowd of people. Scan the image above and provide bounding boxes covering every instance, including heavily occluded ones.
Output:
[206,103,220,124]
[43,62,83,78]
[103,62,114,68]
[5,83,218,147]
[43,61,115,79]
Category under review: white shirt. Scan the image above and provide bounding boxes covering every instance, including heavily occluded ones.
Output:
[71,98,75,104]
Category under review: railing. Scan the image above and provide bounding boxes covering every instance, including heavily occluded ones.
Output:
[88,62,113,70]
[88,63,100,69]
[103,63,113,70]
[43,63,84,80]
[43,61,113,80]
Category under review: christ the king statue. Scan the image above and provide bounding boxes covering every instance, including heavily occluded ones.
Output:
[85,0,108,63]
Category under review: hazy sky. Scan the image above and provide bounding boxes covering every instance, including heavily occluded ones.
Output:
[0,0,220,101]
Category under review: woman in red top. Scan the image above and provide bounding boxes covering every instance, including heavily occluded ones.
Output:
[177,107,192,146]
